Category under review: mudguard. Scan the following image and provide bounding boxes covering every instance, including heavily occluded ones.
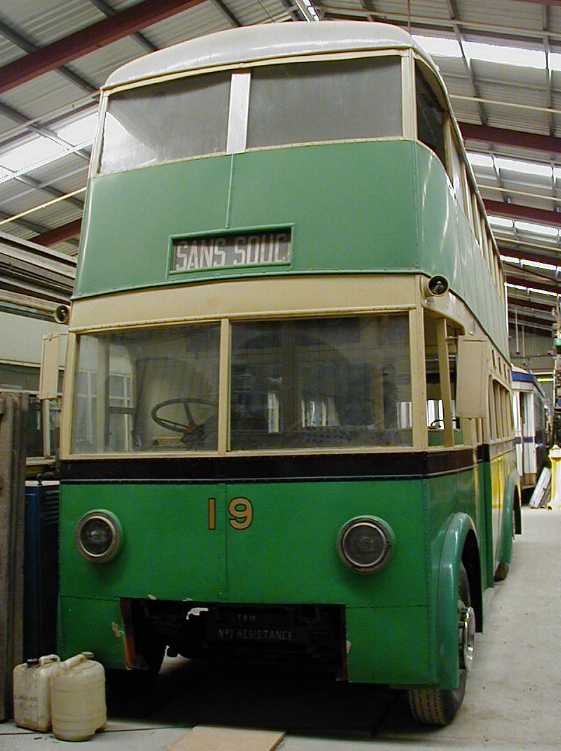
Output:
[437,512,479,690]
[498,470,520,567]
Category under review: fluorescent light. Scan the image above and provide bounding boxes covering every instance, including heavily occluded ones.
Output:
[501,255,521,264]
[56,112,98,148]
[489,215,514,229]
[413,34,462,58]
[468,151,494,168]
[496,156,552,178]
[515,220,558,238]
[464,41,545,69]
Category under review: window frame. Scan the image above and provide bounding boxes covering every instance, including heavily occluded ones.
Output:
[64,307,421,459]
[95,48,409,176]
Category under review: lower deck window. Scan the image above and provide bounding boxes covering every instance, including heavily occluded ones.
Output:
[230,315,412,449]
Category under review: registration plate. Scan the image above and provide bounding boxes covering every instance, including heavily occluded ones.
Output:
[171,230,292,273]
[207,608,307,645]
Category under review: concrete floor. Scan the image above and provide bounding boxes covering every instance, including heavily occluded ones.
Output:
[2,506,560,750]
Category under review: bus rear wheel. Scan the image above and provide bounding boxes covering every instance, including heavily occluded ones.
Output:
[408,564,475,726]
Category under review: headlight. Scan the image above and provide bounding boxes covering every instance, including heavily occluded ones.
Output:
[337,516,394,574]
[75,510,122,563]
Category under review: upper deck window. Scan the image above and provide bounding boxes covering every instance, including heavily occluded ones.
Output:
[247,57,402,148]
[100,72,230,175]
[416,69,445,167]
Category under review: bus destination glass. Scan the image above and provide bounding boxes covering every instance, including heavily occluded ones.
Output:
[171,230,292,273]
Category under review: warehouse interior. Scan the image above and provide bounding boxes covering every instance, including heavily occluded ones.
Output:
[1,1,561,749]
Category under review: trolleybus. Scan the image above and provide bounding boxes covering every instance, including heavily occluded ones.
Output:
[52,22,520,726]
[512,366,547,496]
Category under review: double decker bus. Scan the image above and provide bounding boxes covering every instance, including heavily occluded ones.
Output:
[55,22,520,726]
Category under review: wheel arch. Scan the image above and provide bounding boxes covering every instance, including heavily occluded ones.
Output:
[461,529,483,632]
[498,469,520,568]
[436,512,481,691]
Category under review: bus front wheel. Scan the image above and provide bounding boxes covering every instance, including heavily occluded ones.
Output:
[408,564,475,726]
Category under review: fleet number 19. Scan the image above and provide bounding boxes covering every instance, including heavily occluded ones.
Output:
[208,497,253,530]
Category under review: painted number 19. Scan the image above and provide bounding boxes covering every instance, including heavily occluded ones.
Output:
[207,497,253,531]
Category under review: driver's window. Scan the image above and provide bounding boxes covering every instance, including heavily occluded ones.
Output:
[71,324,220,453]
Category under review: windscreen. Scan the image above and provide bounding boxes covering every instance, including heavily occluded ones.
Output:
[247,57,402,148]
[230,314,412,450]
[99,56,403,174]
[71,324,220,453]
[100,72,230,175]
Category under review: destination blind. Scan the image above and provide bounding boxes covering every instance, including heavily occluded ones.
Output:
[171,230,291,273]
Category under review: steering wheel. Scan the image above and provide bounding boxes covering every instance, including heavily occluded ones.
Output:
[429,419,444,429]
[150,398,216,440]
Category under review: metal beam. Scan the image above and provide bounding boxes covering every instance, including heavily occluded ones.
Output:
[513,1,561,5]
[212,0,242,27]
[509,296,556,314]
[506,273,561,295]
[500,246,561,267]
[460,123,561,155]
[485,199,561,227]
[0,16,96,94]
[0,0,206,95]
[85,0,159,52]
[321,4,561,43]
[33,219,81,246]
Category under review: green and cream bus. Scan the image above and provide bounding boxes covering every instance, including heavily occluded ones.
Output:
[53,22,520,725]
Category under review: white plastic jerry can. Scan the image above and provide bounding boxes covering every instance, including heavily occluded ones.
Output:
[51,652,106,741]
[13,654,61,732]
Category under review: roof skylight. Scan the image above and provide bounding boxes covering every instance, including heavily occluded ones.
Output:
[467,152,494,168]
[56,112,98,148]
[516,220,558,238]
[489,215,514,229]
[463,41,545,69]
[496,157,552,178]
[412,35,462,58]
[0,110,96,184]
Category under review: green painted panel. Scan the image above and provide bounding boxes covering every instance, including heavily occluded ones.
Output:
[223,480,426,607]
[75,140,508,356]
[346,606,432,685]
[75,157,232,297]
[59,483,227,601]
[414,147,508,354]
[60,479,427,608]
[58,596,124,665]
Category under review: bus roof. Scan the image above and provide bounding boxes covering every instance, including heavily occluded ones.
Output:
[104,21,436,89]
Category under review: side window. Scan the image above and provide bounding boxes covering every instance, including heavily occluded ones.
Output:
[446,124,467,212]
[424,314,462,446]
[472,195,482,247]
[462,164,473,225]
[416,68,446,167]
[488,379,497,440]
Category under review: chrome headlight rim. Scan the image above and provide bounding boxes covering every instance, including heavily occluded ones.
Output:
[75,509,122,563]
[337,515,394,575]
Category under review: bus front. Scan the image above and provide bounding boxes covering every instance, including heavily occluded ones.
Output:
[57,23,506,725]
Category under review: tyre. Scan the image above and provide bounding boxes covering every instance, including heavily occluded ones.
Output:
[495,507,515,581]
[408,564,475,726]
